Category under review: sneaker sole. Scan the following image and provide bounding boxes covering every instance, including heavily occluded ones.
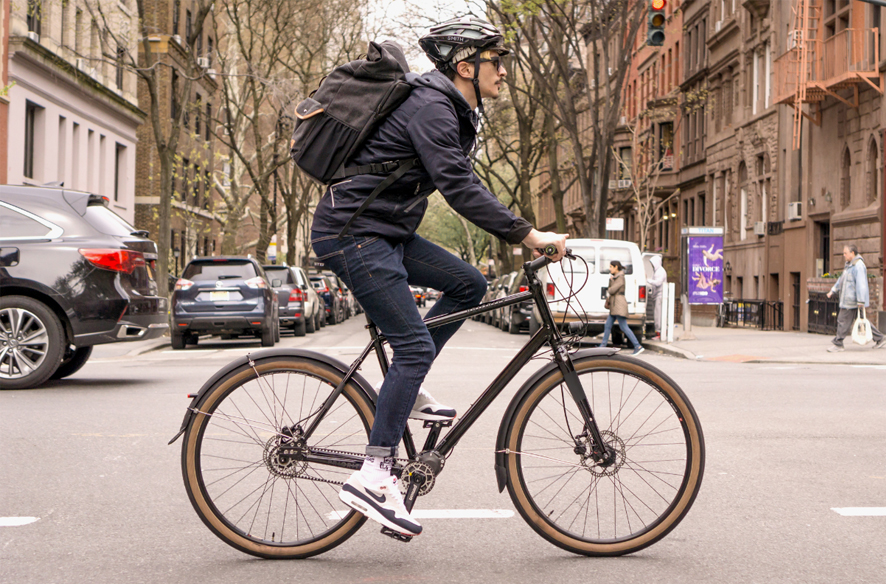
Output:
[339,484,422,536]
[408,410,456,421]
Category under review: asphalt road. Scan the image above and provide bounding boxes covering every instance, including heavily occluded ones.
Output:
[2,307,884,583]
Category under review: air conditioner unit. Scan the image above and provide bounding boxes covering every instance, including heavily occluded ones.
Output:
[787,201,802,221]
[26,31,40,43]
[197,57,210,69]
[608,67,613,76]
[76,58,90,71]
[754,221,766,236]
[715,20,722,33]
[787,30,803,50]
[590,79,596,89]
[207,68,217,80]
[172,34,182,45]
[608,180,618,189]
[618,179,633,189]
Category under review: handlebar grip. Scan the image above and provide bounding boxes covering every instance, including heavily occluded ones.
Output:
[542,244,558,256]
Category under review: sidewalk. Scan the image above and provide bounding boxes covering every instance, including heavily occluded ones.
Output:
[643,324,886,366]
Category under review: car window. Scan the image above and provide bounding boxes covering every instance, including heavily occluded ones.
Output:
[84,205,137,236]
[183,261,258,281]
[549,248,591,280]
[264,267,294,285]
[0,202,63,240]
[599,247,634,275]
[293,268,308,287]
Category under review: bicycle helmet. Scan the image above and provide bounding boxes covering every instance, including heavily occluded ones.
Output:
[419,16,510,114]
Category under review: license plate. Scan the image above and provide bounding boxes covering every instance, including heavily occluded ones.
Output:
[210,291,230,301]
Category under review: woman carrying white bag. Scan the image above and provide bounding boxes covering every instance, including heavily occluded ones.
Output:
[826,244,886,351]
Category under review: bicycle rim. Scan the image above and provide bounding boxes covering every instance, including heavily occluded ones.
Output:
[506,357,704,556]
[182,358,373,558]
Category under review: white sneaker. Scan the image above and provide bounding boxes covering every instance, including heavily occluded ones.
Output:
[410,386,457,421]
[338,472,422,536]
[827,344,844,353]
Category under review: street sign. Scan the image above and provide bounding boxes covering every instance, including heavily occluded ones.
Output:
[681,226,724,235]
[606,217,624,231]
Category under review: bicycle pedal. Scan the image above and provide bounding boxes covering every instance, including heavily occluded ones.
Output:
[380,527,413,543]
[422,419,453,428]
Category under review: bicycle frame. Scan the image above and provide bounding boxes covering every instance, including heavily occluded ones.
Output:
[301,254,613,470]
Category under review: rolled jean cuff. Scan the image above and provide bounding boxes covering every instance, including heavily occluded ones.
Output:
[366,445,398,458]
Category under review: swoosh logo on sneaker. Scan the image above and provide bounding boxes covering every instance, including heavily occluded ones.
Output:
[364,488,386,504]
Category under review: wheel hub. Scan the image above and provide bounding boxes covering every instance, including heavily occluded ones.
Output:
[263,427,308,478]
[581,430,627,477]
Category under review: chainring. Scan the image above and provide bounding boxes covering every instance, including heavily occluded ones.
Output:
[399,461,436,496]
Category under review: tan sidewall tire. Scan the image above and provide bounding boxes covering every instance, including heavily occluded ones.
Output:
[182,358,374,559]
[505,357,704,556]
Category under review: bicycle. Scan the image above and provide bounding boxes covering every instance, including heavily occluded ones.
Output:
[169,248,705,559]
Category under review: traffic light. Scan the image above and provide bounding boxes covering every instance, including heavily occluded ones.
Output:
[648,0,666,46]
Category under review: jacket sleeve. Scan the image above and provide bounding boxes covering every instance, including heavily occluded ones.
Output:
[648,267,667,288]
[855,262,870,306]
[609,275,625,296]
[406,101,533,245]
[830,273,843,296]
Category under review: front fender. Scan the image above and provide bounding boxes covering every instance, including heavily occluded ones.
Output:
[493,347,620,492]
[168,347,377,445]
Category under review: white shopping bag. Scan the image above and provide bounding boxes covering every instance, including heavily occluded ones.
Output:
[851,308,874,346]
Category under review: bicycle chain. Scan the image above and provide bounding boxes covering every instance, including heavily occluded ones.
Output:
[283,445,413,487]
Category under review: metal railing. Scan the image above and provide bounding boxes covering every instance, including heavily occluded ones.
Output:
[807,292,840,335]
[718,299,784,331]
[821,28,879,81]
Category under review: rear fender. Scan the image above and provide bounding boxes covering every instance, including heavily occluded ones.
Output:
[493,347,620,492]
[168,347,377,444]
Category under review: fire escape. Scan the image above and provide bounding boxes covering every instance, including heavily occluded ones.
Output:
[775,0,883,149]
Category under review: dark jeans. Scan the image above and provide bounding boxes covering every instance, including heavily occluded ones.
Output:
[600,315,641,349]
[312,232,487,458]
[833,307,884,347]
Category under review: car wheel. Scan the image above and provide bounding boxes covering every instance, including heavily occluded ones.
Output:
[293,319,307,337]
[50,345,94,380]
[305,312,316,334]
[509,314,521,335]
[0,296,65,390]
[171,331,186,350]
[275,323,281,343]
[261,324,275,347]
[186,334,199,346]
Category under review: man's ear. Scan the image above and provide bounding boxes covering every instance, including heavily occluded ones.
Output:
[456,60,474,80]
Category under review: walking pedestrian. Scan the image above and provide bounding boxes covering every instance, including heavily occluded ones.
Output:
[648,255,667,340]
[826,244,886,351]
[599,260,644,355]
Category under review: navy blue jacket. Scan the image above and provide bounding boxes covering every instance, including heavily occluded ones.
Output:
[311,70,533,245]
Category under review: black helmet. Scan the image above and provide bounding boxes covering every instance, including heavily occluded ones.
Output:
[419,16,510,72]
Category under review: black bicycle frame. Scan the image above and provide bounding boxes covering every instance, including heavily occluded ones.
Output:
[301,255,609,465]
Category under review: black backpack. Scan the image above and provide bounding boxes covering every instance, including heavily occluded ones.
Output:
[290,41,420,236]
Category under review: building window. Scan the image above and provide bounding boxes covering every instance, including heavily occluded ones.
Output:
[204,170,212,209]
[116,44,125,90]
[840,146,851,209]
[173,0,181,37]
[186,10,192,43]
[207,36,214,67]
[866,138,879,205]
[24,101,42,180]
[738,162,748,240]
[114,144,126,202]
[27,0,42,35]
[193,163,200,206]
[205,103,212,141]
[171,71,179,119]
[195,94,202,137]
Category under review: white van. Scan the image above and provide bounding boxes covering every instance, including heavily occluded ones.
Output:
[532,239,648,338]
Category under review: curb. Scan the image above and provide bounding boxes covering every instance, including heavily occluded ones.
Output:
[642,341,697,360]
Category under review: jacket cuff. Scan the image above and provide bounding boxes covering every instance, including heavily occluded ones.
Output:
[505,218,533,245]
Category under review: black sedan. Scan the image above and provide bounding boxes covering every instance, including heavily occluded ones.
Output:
[171,257,278,349]
[0,184,168,389]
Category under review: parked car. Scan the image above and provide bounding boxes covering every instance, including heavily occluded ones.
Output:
[263,264,322,336]
[491,272,518,329]
[0,184,168,389]
[171,257,278,349]
[503,272,533,334]
[532,239,647,340]
[480,277,500,324]
[322,272,352,320]
[310,274,344,325]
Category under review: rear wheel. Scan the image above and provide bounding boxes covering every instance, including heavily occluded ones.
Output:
[274,322,281,343]
[0,296,65,389]
[293,319,307,337]
[181,356,374,558]
[305,312,316,334]
[261,324,275,347]
[51,346,94,380]
[503,355,705,556]
[171,331,186,350]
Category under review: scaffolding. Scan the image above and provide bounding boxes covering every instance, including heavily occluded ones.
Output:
[775,0,883,149]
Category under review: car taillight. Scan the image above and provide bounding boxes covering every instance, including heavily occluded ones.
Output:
[546,283,555,298]
[639,285,647,301]
[175,278,195,291]
[79,249,146,274]
[245,277,267,289]
[519,286,528,293]
[289,288,304,302]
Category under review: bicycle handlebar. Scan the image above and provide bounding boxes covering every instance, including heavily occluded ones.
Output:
[526,247,574,273]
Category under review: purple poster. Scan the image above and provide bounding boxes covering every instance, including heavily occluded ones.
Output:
[687,236,724,304]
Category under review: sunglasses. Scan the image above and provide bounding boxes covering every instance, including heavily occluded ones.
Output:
[478,55,507,71]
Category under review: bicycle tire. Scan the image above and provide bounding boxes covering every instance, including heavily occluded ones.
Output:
[503,355,704,556]
[181,355,374,559]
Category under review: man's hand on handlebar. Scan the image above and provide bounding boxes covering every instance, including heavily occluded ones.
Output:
[521,229,569,262]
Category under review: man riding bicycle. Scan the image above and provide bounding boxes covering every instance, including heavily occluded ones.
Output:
[311,16,567,537]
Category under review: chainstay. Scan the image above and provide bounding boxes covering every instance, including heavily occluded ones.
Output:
[288,446,411,487]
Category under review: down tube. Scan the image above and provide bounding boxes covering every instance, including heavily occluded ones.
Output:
[434,327,551,457]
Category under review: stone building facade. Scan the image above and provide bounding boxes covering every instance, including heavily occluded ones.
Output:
[1,0,9,184]
[133,0,221,277]
[5,0,144,223]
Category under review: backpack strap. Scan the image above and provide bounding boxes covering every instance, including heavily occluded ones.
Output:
[337,157,420,239]
[330,160,406,181]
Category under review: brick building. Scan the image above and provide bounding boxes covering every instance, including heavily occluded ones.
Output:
[133,1,221,277]
[1,0,9,183]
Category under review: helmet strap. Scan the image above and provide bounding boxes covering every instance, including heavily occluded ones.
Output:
[472,50,484,116]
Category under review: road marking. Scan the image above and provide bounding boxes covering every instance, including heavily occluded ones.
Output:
[326,509,514,521]
[831,508,886,516]
[0,517,39,527]
[852,365,886,370]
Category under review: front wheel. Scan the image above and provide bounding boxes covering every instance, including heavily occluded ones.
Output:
[181,356,375,559]
[503,355,705,556]
[51,345,93,380]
